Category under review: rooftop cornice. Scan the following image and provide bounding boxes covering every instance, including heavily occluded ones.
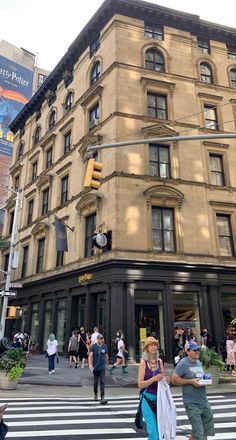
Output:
[9,0,236,134]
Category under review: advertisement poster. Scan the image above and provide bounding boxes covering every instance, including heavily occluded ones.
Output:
[0,55,33,156]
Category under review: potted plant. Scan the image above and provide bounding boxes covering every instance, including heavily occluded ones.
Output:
[199,345,225,387]
[0,348,26,390]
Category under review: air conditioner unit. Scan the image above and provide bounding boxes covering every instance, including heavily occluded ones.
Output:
[89,118,99,129]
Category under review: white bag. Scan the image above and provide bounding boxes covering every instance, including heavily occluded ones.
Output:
[157,378,176,440]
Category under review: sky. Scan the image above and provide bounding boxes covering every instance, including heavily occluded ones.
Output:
[0,0,235,72]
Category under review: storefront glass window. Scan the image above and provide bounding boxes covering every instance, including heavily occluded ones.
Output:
[43,300,53,350]
[173,292,201,343]
[78,296,86,328]
[221,294,236,333]
[97,293,106,335]
[30,303,39,351]
[56,299,67,352]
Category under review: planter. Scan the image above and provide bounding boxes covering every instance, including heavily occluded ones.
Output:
[0,371,18,390]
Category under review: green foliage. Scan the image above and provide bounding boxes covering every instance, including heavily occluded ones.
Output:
[199,346,225,371]
[0,348,26,380]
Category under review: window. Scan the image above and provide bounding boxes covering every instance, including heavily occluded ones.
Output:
[230,69,236,88]
[90,35,100,57]
[91,62,101,85]
[14,175,20,191]
[27,199,34,225]
[84,213,96,257]
[21,246,29,278]
[9,212,14,235]
[36,238,45,273]
[38,73,46,86]
[42,188,49,215]
[65,92,73,113]
[152,207,175,252]
[145,22,163,40]
[19,127,25,138]
[48,110,56,130]
[61,175,69,204]
[36,108,41,121]
[227,46,236,60]
[46,147,53,168]
[200,63,213,83]
[89,104,99,129]
[204,105,218,130]
[149,144,170,178]
[34,126,41,145]
[198,38,210,54]
[63,69,73,88]
[209,154,225,186]
[18,142,24,159]
[56,250,64,267]
[32,161,38,181]
[64,131,71,154]
[216,214,235,256]
[145,49,165,72]
[148,93,167,119]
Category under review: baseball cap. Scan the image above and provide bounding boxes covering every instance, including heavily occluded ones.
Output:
[188,341,201,351]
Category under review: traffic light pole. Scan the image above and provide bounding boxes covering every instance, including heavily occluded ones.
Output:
[0,188,20,339]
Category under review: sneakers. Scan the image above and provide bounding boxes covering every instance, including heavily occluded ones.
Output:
[94,394,98,401]
[122,367,128,374]
[49,371,52,375]
[109,367,114,375]
[75,363,78,369]
[81,365,84,368]
[100,399,108,405]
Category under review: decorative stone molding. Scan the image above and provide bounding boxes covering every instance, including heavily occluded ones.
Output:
[24,188,37,199]
[140,76,176,95]
[31,222,49,239]
[144,184,184,211]
[79,85,103,110]
[142,124,178,138]
[41,133,57,150]
[78,133,103,157]
[197,92,223,101]
[45,90,56,106]
[11,163,23,177]
[36,173,53,190]
[75,193,103,220]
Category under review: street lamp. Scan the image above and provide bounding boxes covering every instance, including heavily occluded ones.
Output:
[0,186,20,339]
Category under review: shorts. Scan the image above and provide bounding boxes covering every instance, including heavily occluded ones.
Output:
[116,355,122,359]
[69,350,77,356]
[185,402,215,440]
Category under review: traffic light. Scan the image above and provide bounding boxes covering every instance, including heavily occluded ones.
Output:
[7,306,17,318]
[84,158,103,190]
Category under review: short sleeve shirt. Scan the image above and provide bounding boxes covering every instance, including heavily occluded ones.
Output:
[117,339,124,357]
[174,356,207,405]
[91,343,108,371]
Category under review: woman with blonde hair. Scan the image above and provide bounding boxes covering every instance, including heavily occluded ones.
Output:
[46,333,58,375]
[138,337,170,440]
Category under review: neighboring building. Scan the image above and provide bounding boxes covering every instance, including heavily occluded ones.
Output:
[1,0,236,359]
[0,40,49,238]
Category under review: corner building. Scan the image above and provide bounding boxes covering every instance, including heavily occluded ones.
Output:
[2,0,236,360]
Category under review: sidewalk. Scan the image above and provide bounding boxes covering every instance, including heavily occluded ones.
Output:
[18,354,236,392]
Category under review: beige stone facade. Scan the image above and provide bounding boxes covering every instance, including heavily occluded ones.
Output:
[1,0,236,358]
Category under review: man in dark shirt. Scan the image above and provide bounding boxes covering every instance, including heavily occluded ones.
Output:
[88,333,109,405]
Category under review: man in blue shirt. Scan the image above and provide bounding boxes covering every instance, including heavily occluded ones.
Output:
[173,341,215,440]
[88,334,109,405]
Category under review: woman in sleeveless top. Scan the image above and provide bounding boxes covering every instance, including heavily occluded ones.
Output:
[138,336,170,440]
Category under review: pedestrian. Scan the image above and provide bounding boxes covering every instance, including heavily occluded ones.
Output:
[0,404,8,440]
[200,329,215,349]
[78,326,89,368]
[137,336,171,440]
[173,341,215,440]
[88,333,109,405]
[22,331,32,360]
[226,335,235,375]
[68,331,78,368]
[90,326,99,346]
[220,336,227,364]
[109,332,128,375]
[46,333,58,375]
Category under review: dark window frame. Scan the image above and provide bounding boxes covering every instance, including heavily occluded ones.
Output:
[216,214,235,257]
[27,199,34,225]
[56,250,64,267]
[149,144,170,178]
[91,62,101,85]
[145,22,163,40]
[84,213,96,257]
[18,142,24,159]
[145,48,165,72]
[209,154,225,186]
[90,35,100,57]
[46,147,53,168]
[9,212,14,235]
[227,46,236,60]
[61,175,69,205]
[200,62,213,83]
[65,92,73,113]
[152,206,176,252]
[89,103,99,129]
[148,93,167,120]
[14,175,20,191]
[32,161,38,181]
[230,68,236,88]
[48,111,56,130]
[21,245,29,278]
[34,126,41,145]
[204,105,218,130]
[198,38,210,54]
[36,238,45,273]
[64,131,71,154]
[42,188,49,216]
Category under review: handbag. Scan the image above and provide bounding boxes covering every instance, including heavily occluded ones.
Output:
[134,390,144,430]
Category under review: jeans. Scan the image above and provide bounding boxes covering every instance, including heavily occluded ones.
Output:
[93,369,105,399]
[48,354,55,372]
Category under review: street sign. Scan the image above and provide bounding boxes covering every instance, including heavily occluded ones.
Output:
[0,290,17,297]
[9,283,22,288]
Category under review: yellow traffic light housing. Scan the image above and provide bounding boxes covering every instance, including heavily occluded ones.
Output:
[84,158,103,190]
[7,306,17,318]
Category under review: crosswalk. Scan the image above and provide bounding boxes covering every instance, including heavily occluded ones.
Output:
[0,393,235,439]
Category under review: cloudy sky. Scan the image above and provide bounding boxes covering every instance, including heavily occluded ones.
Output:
[1,0,235,71]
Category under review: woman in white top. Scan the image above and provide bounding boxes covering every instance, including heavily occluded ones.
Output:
[109,333,128,374]
[47,333,58,374]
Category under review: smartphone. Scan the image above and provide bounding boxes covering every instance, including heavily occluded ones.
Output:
[0,404,8,412]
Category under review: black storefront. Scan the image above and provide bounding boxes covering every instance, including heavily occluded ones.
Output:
[7,260,236,362]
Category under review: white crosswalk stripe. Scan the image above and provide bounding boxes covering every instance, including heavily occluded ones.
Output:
[0,393,235,439]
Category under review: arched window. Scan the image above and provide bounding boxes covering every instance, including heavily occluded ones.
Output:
[18,142,24,159]
[91,62,101,85]
[48,110,56,130]
[34,126,41,145]
[145,48,165,72]
[230,68,236,88]
[200,62,213,83]
[65,92,73,113]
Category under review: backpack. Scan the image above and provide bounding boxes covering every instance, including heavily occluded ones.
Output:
[112,339,119,356]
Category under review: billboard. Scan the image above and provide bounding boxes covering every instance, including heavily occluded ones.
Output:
[0,55,33,156]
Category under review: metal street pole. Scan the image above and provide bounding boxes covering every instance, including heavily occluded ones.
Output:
[0,188,20,339]
[87,133,236,152]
